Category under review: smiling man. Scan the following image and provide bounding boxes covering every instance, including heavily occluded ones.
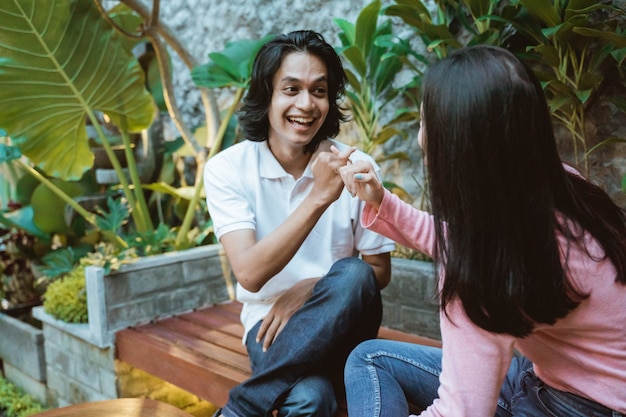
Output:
[203,30,395,417]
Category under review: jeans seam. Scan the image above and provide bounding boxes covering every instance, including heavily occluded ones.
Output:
[365,359,382,417]
[366,350,441,378]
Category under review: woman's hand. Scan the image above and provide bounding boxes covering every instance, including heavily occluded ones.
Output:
[331,146,385,211]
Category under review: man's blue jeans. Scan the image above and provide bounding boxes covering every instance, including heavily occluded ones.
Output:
[222,257,382,417]
[344,340,624,416]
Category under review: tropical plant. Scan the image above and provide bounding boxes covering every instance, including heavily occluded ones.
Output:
[385,0,626,177]
[0,0,156,233]
[0,0,272,247]
[510,0,626,173]
[0,0,221,252]
[335,0,424,161]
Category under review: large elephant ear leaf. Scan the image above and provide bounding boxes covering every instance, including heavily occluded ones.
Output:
[0,0,154,181]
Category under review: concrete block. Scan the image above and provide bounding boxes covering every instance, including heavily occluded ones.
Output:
[0,313,46,381]
[98,369,118,398]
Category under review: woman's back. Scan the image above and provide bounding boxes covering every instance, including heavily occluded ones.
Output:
[517,225,626,411]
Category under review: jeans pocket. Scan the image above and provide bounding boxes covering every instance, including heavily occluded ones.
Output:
[512,371,613,417]
[510,371,562,417]
[536,385,589,417]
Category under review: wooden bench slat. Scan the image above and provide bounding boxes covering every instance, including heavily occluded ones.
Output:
[213,301,245,317]
[117,327,250,406]
[115,300,441,410]
[158,316,247,354]
[178,309,245,339]
[131,322,251,374]
[378,326,442,348]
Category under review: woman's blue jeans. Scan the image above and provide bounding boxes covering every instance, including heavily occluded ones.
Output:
[344,340,624,416]
[221,257,383,417]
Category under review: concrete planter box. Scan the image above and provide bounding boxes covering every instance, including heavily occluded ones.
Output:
[0,312,47,403]
[382,258,440,340]
[31,243,232,407]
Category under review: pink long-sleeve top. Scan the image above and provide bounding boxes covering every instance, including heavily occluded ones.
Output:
[362,189,626,416]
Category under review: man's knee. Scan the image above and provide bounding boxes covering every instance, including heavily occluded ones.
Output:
[327,257,377,291]
[278,376,337,417]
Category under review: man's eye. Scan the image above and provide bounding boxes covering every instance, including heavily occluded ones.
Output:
[313,87,327,96]
[284,86,298,93]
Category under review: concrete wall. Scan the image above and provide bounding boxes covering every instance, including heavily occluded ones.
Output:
[382,258,440,340]
[39,319,117,408]
[0,314,47,403]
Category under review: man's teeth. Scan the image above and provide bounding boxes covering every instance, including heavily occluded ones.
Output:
[288,117,313,124]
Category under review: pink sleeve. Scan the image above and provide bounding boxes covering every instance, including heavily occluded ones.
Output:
[364,189,517,416]
[418,299,516,417]
[361,189,436,257]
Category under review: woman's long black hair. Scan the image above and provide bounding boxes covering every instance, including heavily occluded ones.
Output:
[238,30,348,154]
[422,45,626,337]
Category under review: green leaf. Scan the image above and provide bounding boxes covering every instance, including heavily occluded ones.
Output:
[519,0,561,27]
[462,0,492,19]
[15,169,40,205]
[384,3,430,29]
[373,127,402,146]
[574,89,591,104]
[611,47,626,66]
[574,28,626,49]
[31,179,83,234]
[95,196,130,232]
[143,182,200,201]
[207,52,241,81]
[343,69,361,94]
[192,36,273,89]
[39,247,77,278]
[0,206,49,239]
[334,18,355,45]
[108,3,145,52]
[0,0,155,180]
[547,93,575,113]
[355,0,382,59]
[343,45,368,78]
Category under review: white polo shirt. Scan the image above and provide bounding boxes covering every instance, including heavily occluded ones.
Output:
[204,139,395,339]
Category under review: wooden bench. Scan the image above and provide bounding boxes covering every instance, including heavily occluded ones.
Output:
[116,301,441,414]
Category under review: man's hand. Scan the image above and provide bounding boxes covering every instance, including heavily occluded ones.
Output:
[257,278,320,351]
[309,144,356,204]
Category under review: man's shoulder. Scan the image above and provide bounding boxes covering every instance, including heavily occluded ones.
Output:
[207,140,258,166]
